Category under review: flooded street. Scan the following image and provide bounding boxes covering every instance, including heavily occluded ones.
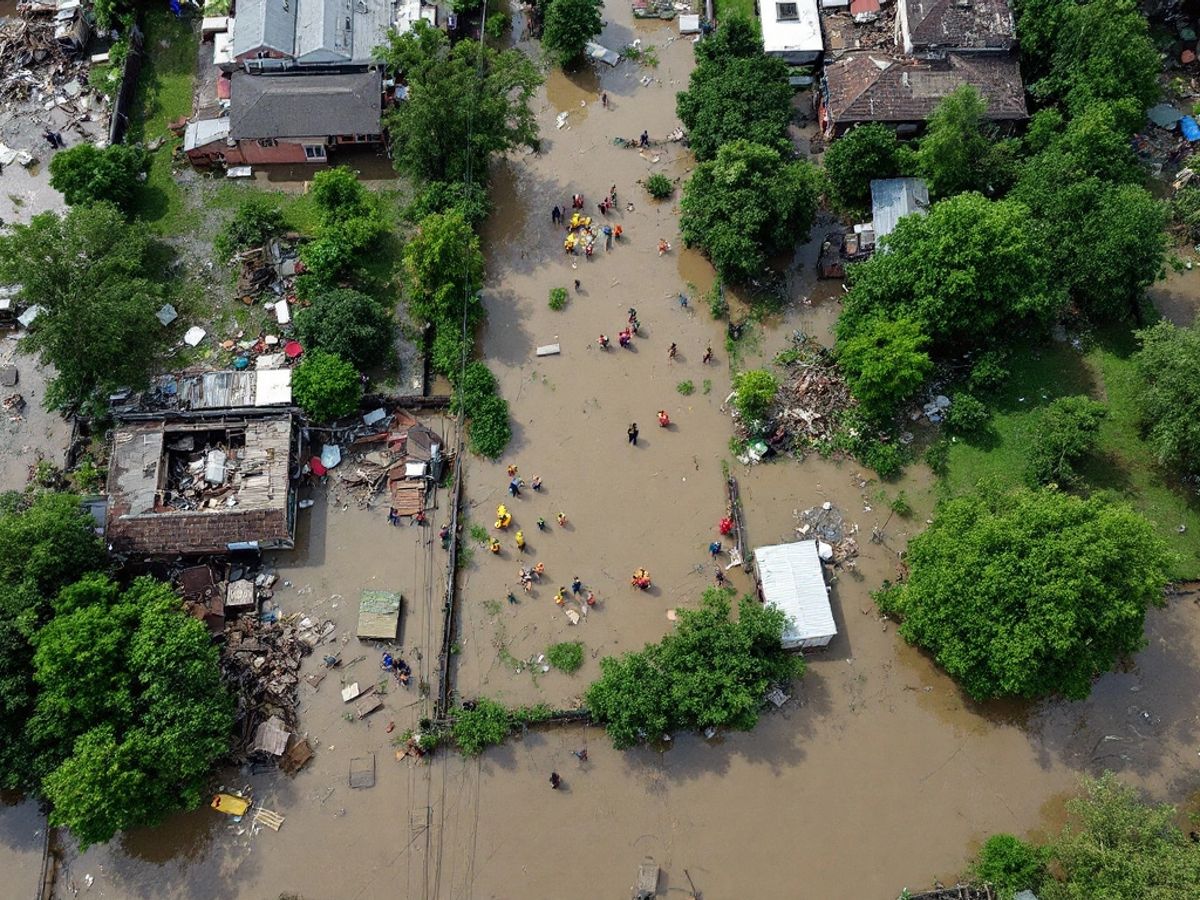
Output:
[17,6,1200,899]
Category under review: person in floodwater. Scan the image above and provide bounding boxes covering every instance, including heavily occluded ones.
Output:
[537,516,547,531]
[572,576,583,595]
[555,587,567,605]
[489,538,501,554]
[552,205,561,225]
[703,346,713,364]
[556,511,568,526]
[598,334,610,349]
[709,540,722,558]
[515,530,526,551]
[640,130,649,147]
[628,423,639,445]
[657,410,670,428]
[667,343,677,360]
[550,772,561,789]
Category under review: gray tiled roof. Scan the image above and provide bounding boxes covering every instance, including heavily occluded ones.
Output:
[229,70,382,139]
[232,0,297,58]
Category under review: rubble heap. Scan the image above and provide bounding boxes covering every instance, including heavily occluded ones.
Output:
[221,616,309,758]
[766,336,855,451]
[795,502,860,569]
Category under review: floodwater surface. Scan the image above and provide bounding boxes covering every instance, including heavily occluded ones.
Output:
[29,8,1200,900]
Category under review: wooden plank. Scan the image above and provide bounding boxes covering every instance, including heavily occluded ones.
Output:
[356,696,383,719]
[253,807,285,831]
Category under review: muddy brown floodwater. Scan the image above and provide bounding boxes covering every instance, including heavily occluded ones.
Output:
[34,7,1200,899]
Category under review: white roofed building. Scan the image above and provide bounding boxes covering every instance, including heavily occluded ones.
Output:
[755,540,837,650]
[761,0,824,64]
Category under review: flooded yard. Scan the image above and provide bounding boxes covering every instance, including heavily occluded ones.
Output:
[10,6,1200,899]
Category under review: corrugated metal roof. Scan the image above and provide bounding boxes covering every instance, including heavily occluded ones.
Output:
[231,0,297,59]
[184,117,230,152]
[870,177,929,242]
[755,541,836,649]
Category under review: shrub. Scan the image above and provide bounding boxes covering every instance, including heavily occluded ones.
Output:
[468,394,512,459]
[47,143,147,214]
[967,349,1011,395]
[925,439,950,477]
[484,11,509,40]
[823,123,903,214]
[1173,183,1200,242]
[1025,395,1106,488]
[945,393,990,436]
[292,350,362,422]
[295,287,395,370]
[548,287,568,311]
[214,200,286,262]
[645,173,673,200]
[889,491,913,517]
[450,361,499,414]
[676,380,694,395]
[732,369,778,424]
[298,215,387,284]
[546,641,584,674]
[451,698,511,755]
[973,834,1046,900]
[861,441,904,478]
[431,328,471,380]
[310,165,372,225]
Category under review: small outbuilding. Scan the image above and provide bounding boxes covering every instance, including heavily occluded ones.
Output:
[870,177,929,244]
[760,0,823,64]
[754,540,836,649]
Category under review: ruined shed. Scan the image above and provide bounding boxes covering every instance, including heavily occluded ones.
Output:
[356,590,402,641]
[754,540,837,649]
[106,414,299,556]
[870,176,929,244]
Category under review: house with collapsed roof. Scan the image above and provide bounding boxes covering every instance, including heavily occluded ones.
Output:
[185,0,440,168]
[105,370,302,557]
[820,0,1026,136]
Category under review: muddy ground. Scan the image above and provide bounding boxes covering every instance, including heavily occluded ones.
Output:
[6,6,1200,900]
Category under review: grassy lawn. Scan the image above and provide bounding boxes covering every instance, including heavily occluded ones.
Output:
[943,335,1200,579]
[128,9,199,233]
[715,0,757,21]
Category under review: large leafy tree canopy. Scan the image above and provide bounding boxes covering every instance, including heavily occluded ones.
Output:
[585,588,805,749]
[541,0,602,66]
[915,86,1003,198]
[379,22,541,183]
[680,140,820,283]
[1132,320,1200,474]
[1025,0,1160,129]
[296,287,395,371]
[839,193,1065,356]
[34,576,233,847]
[0,204,163,411]
[1041,773,1200,900]
[675,15,792,162]
[875,487,1171,701]
[48,143,148,214]
[0,492,105,788]
[291,349,363,422]
[402,208,485,330]
[836,316,933,422]
[822,123,904,215]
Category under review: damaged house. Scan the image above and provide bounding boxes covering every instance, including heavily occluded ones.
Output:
[820,0,1026,136]
[106,413,302,557]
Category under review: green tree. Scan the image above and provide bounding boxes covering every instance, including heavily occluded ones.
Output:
[297,215,388,286]
[34,577,233,847]
[675,16,792,162]
[915,86,1002,198]
[1025,396,1106,488]
[836,317,932,422]
[823,123,903,215]
[309,166,373,225]
[0,492,105,790]
[214,199,286,262]
[1034,0,1159,129]
[402,208,485,329]
[451,697,511,755]
[1132,320,1200,473]
[48,143,147,214]
[406,179,490,228]
[1042,773,1200,900]
[732,369,778,425]
[0,204,163,411]
[875,487,1171,701]
[1172,182,1200,242]
[586,588,805,749]
[973,834,1047,900]
[541,0,602,66]
[292,350,363,422]
[468,393,512,459]
[295,287,395,371]
[379,22,541,182]
[839,193,1064,356]
[680,140,820,282]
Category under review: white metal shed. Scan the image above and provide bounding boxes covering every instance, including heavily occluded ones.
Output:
[755,540,836,649]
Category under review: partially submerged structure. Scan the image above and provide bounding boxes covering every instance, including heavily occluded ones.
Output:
[821,50,1026,136]
[754,540,837,650]
[106,413,301,557]
[870,176,929,243]
[761,0,824,64]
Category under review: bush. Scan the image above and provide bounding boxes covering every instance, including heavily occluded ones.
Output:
[1132,319,1200,472]
[676,380,694,395]
[484,10,509,40]
[450,361,499,414]
[945,393,990,436]
[451,698,511,755]
[732,369,778,424]
[967,349,1011,395]
[299,215,388,285]
[925,439,950,477]
[292,350,362,422]
[548,287,568,311]
[48,143,147,214]
[468,394,512,459]
[310,165,372,225]
[214,200,286,262]
[860,441,904,478]
[1026,396,1106,488]
[707,281,728,320]
[973,834,1046,900]
[645,173,673,200]
[295,287,395,370]
[430,327,470,380]
[547,641,584,674]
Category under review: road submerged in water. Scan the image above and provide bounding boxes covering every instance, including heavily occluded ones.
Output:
[5,7,1200,899]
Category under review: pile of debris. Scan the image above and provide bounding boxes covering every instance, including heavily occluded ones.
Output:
[1,9,97,113]
[631,0,687,20]
[230,237,303,317]
[221,615,309,756]
[795,501,860,569]
[822,5,897,58]
[765,335,855,451]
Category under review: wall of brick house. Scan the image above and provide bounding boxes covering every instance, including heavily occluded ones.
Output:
[234,140,313,164]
